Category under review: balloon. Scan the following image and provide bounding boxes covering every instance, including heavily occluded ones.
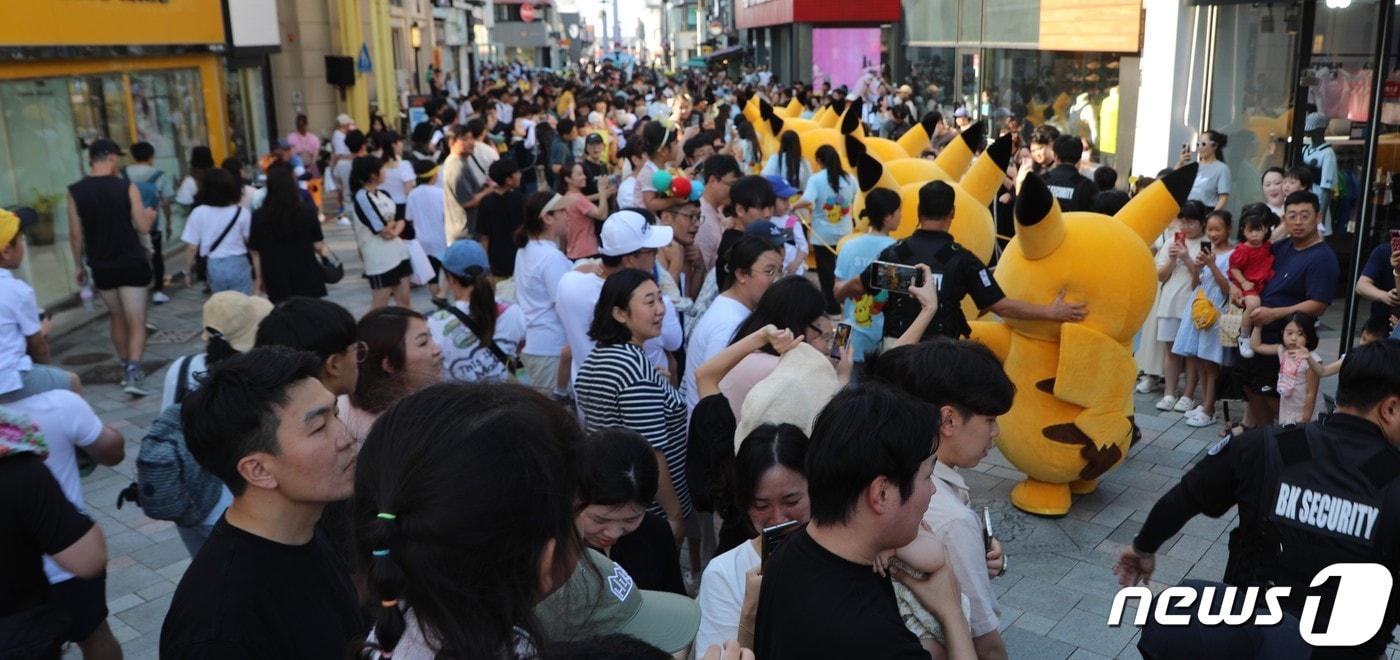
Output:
[689,180,704,202]
[651,169,674,196]
[670,177,692,199]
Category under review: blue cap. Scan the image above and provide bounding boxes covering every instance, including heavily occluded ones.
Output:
[763,175,799,199]
[442,239,490,279]
[743,221,785,249]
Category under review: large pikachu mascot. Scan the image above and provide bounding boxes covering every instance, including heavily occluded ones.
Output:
[969,165,1196,516]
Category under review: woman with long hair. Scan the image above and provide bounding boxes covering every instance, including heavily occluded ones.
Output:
[834,187,901,363]
[249,164,328,302]
[182,167,253,294]
[720,276,844,417]
[350,155,412,309]
[1178,128,1231,210]
[512,192,574,392]
[339,307,442,442]
[761,131,811,191]
[426,239,525,383]
[802,144,857,314]
[354,382,582,658]
[375,131,415,220]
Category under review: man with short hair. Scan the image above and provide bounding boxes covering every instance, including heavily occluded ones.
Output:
[552,118,577,185]
[1041,134,1097,212]
[464,117,500,185]
[867,180,1085,345]
[253,297,362,397]
[68,139,157,396]
[161,347,363,657]
[477,157,525,283]
[874,340,1016,660]
[442,124,498,242]
[1233,190,1340,426]
[1029,124,1060,175]
[754,383,973,659]
[330,129,366,226]
[124,141,174,304]
[695,155,742,276]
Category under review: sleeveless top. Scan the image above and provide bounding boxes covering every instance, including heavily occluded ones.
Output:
[68,175,146,269]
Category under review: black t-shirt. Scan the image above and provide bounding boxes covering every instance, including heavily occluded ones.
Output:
[249,204,327,303]
[160,516,366,659]
[582,159,608,198]
[753,528,928,660]
[605,513,686,595]
[0,455,94,617]
[68,175,147,270]
[869,229,1004,340]
[476,190,526,277]
[1041,164,1098,213]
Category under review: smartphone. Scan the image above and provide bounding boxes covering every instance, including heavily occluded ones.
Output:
[830,322,852,359]
[1173,231,1185,245]
[868,260,925,294]
[1200,240,1212,255]
[1390,229,1400,255]
[761,520,804,569]
[982,506,995,552]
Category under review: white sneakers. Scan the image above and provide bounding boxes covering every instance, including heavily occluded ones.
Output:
[1238,330,1255,358]
[1172,396,1197,413]
[1184,406,1214,427]
[1155,395,1178,411]
[152,291,170,305]
[1136,375,1161,394]
[336,216,351,226]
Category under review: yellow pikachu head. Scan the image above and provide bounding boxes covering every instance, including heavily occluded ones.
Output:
[996,165,1198,343]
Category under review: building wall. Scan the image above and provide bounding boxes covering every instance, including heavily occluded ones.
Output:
[270,0,341,137]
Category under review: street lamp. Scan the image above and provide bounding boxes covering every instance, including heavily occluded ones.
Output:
[410,22,423,95]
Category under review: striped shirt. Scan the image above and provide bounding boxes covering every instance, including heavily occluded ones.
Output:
[575,342,693,517]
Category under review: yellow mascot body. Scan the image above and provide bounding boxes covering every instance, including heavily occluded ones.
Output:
[968,165,1196,515]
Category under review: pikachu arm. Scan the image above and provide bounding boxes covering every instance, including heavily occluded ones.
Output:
[1053,323,1137,449]
[968,320,1012,362]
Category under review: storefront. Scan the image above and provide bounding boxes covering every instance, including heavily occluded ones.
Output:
[894,0,1144,173]
[225,0,283,174]
[1173,0,1395,348]
[490,0,556,66]
[737,0,902,87]
[0,0,229,309]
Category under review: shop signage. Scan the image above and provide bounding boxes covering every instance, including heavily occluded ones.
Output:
[0,0,224,47]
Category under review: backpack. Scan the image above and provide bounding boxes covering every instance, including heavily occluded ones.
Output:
[115,355,225,527]
[124,167,164,215]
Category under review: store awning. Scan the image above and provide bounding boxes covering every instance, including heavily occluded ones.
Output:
[705,44,748,62]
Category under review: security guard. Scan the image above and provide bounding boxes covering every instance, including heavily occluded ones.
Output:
[862,179,1086,346]
[1115,339,1400,659]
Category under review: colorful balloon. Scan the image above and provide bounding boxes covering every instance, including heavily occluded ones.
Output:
[689,180,704,202]
[651,169,674,196]
[670,177,692,199]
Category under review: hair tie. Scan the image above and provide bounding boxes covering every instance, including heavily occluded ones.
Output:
[376,512,397,521]
[372,549,390,558]
[381,599,399,608]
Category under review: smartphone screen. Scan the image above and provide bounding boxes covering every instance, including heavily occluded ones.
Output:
[1200,240,1212,254]
[869,260,924,294]
[1390,229,1400,255]
[1173,231,1184,244]
[830,322,852,359]
[982,507,994,551]
[761,520,804,569]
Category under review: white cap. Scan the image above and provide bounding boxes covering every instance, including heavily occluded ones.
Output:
[336,113,354,126]
[588,111,604,126]
[600,211,674,257]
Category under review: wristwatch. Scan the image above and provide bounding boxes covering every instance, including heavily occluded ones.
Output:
[997,554,1008,577]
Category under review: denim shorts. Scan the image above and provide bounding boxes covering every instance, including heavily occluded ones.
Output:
[0,364,75,403]
[207,255,252,295]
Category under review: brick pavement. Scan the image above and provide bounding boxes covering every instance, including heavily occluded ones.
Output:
[45,222,1398,659]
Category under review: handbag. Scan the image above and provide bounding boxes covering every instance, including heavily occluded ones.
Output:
[433,299,522,373]
[194,207,243,281]
[319,247,345,284]
[1218,303,1244,347]
[406,239,437,286]
[1190,289,1219,330]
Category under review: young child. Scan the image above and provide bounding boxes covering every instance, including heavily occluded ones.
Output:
[764,175,809,277]
[1306,316,1392,379]
[877,524,973,657]
[0,208,79,403]
[1154,201,1206,413]
[1230,207,1276,357]
[1249,312,1326,425]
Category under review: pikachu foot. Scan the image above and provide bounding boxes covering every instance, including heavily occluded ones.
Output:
[1010,479,1071,517]
[1069,478,1099,495]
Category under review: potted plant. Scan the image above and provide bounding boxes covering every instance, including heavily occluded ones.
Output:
[24,188,60,246]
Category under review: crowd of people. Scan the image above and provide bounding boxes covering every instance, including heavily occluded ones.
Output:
[2,57,1399,659]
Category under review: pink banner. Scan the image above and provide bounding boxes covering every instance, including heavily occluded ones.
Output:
[811,28,881,91]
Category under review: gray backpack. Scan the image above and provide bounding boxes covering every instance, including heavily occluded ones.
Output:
[119,356,224,527]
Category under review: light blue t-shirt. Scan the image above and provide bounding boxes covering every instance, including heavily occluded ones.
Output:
[833,233,897,361]
[801,172,857,247]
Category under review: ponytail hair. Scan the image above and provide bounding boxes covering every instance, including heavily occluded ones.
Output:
[515,191,558,248]
[816,144,843,194]
[778,131,802,188]
[1203,129,1228,161]
[350,155,383,193]
[859,188,902,232]
[444,266,499,342]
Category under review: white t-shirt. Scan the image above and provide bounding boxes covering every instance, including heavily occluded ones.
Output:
[681,295,752,409]
[1154,238,1204,320]
[352,188,410,276]
[182,205,251,258]
[695,540,760,654]
[616,176,639,210]
[515,240,574,357]
[331,129,349,156]
[469,141,500,185]
[161,353,209,409]
[174,175,199,206]
[7,390,104,584]
[427,299,526,383]
[405,183,447,260]
[0,270,41,395]
[770,215,809,275]
[382,159,416,205]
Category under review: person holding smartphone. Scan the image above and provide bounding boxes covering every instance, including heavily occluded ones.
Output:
[1355,228,1400,334]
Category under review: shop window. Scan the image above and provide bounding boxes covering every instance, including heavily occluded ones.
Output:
[226,69,269,181]
[904,0,958,43]
[131,69,208,238]
[984,49,1128,170]
[904,47,957,113]
[70,76,130,167]
[982,0,1040,45]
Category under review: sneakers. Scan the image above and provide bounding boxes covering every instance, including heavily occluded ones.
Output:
[336,216,351,226]
[152,291,171,304]
[1173,396,1197,413]
[1155,395,1178,411]
[1135,375,1161,394]
[122,363,150,397]
[1185,409,1215,427]
[1238,330,1255,358]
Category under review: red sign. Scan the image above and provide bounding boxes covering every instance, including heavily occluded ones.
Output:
[520,3,536,22]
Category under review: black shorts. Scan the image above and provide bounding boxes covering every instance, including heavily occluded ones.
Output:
[48,575,108,642]
[1236,354,1280,397]
[365,259,412,290]
[91,263,152,290]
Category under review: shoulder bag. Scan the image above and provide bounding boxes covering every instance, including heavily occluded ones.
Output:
[433,300,522,373]
[194,207,243,282]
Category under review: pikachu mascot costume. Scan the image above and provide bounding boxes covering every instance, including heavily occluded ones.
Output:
[969,165,1196,516]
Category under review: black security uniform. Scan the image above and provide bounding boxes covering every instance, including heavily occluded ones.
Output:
[1133,414,1400,658]
[1041,163,1098,213]
[863,229,1005,341]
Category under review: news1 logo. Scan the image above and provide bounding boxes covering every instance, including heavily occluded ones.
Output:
[1107,564,1394,647]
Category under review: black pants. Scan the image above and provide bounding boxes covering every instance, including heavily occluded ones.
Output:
[814,247,839,314]
[149,228,165,292]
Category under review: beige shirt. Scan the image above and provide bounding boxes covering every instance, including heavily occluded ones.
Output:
[696,197,725,272]
[924,460,1001,637]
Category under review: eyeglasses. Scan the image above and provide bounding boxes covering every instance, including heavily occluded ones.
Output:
[352,341,368,364]
[757,266,781,279]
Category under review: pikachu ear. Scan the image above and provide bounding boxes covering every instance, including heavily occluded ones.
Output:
[960,133,1013,208]
[1117,163,1196,245]
[933,120,986,181]
[840,99,864,135]
[1014,173,1066,260]
[845,135,868,170]
[896,111,939,157]
[759,98,774,121]
[856,153,887,192]
[770,115,786,136]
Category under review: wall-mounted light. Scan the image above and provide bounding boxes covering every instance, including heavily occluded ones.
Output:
[411,22,423,49]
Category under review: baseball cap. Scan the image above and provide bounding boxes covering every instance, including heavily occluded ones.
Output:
[441,239,490,279]
[600,210,673,257]
[585,132,605,145]
[1304,112,1328,131]
[953,107,969,118]
[534,549,700,654]
[763,175,799,199]
[88,138,125,159]
[336,113,354,126]
[743,221,786,249]
[202,292,275,352]
[0,207,38,246]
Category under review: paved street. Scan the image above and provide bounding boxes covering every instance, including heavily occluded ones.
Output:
[49,222,1398,659]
